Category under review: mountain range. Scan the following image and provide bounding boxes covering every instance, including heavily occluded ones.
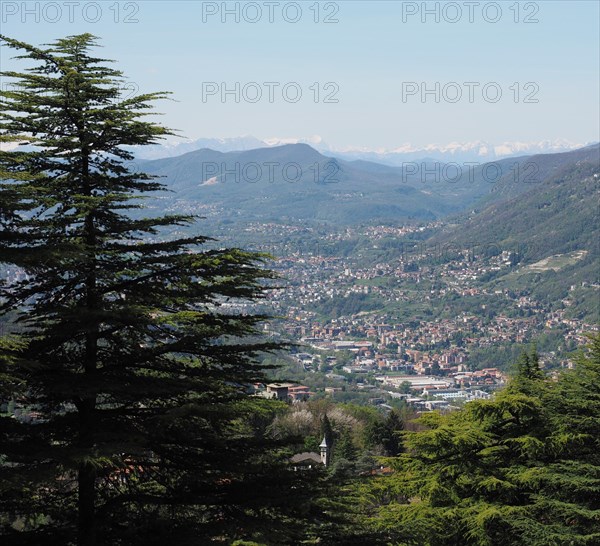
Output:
[140,143,449,224]
[131,136,591,165]
[139,142,599,228]
[5,136,599,315]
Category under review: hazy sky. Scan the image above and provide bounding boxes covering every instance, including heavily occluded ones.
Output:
[1,1,599,149]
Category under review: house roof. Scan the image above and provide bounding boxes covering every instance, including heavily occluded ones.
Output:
[290,452,322,465]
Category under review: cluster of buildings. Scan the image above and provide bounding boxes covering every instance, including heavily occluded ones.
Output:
[286,312,540,376]
[248,221,597,375]
[253,382,312,402]
[378,370,502,410]
[216,220,598,412]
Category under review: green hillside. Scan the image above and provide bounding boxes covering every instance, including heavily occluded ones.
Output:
[433,153,599,259]
[431,147,600,320]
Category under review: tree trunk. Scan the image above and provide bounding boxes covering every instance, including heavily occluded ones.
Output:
[78,460,97,546]
[77,389,97,545]
[79,143,99,546]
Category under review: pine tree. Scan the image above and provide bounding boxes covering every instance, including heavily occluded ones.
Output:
[526,333,600,545]
[351,337,600,545]
[362,408,404,456]
[0,34,307,545]
[512,345,544,396]
[516,351,531,377]
[321,413,335,446]
[380,409,404,456]
[335,432,357,461]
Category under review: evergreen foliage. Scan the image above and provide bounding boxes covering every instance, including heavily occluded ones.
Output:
[353,337,600,545]
[0,34,316,545]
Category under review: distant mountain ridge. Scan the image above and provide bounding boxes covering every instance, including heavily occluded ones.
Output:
[130,136,590,164]
[433,145,599,257]
[138,142,599,227]
[140,143,452,224]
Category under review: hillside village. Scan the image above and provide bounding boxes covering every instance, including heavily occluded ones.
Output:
[231,221,599,411]
[4,215,595,416]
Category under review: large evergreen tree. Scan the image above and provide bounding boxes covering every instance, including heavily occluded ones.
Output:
[353,341,600,545]
[531,334,600,545]
[0,34,311,545]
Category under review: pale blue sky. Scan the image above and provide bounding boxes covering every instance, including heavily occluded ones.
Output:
[1,1,599,149]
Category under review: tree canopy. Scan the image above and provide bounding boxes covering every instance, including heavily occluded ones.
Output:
[0,33,314,546]
[353,337,600,545]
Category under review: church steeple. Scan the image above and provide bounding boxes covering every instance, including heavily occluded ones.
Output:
[319,435,330,467]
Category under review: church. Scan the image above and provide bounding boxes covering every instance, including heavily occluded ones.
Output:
[289,436,331,471]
